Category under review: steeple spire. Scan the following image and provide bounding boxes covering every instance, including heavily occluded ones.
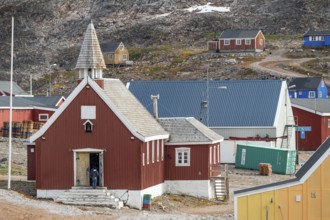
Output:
[76,21,105,80]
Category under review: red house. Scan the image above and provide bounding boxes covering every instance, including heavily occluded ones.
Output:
[0,95,65,137]
[291,98,330,150]
[27,22,224,209]
[208,30,265,53]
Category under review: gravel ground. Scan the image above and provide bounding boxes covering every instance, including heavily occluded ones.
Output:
[0,138,314,219]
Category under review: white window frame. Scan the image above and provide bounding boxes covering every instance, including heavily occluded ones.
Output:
[245,39,251,45]
[236,39,241,45]
[123,54,127,61]
[152,141,155,163]
[210,146,212,164]
[119,44,124,51]
[213,146,216,164]
[309,91,316,98]
[161,140,164,161]
[321,80,325,87]
[156,140,159,162]
[217,145,220,163]
[146,142,149,165]
[38,113,49,121]
[320,36,325,41]
[311,36,317,41]
[319,91,322,98]
[224,39,230,45]
[175,147,190,166]
[142,153,145,166]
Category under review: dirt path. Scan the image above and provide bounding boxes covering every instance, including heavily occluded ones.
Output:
[249,49,316,78]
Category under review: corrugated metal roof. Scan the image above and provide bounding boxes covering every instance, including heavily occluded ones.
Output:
[75,22,106,69]
[234,137,330,196]
[0,95,63,109]
[103,79,168,138]
[219,30,261,39]
[128,80,282,127]
[158,117,223,144]
[288,77,321,90]
[291,98,330,113]
[0,81,29,96]
[304,30,330,36]
[100,41,122,53]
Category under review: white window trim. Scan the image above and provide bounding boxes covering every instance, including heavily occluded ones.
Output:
[210,146,212,164]
[213,146,216,164]
[175,147,190,166]
[142,153,145,166]
[245,39,251,45]
[217,145,220,163]
[319,91,322,98]
[156,140,159,162]
[161,140,164,161]
[152,141,155,163]
[224,39,230,45]
[146,142,149,165]
[38,113,49,121]
[236,39,241,45]
[309,91,316,98]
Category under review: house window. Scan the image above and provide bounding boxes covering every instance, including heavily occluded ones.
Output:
[156,140,159,162]
[213,146,216,164]
[210,146,212,164]
[161,140,164,161]
[38,114,49,121]
[123,54,127,61]
[245,39,251,45]
[217,145,220,163]
[309,91,316,98]
[321,80,325,87]
[319,91,322,98]
[152,141,155,163]
[119,44,124,51]
[224,40,230,45]
[310,36,317,41]
[259,39,263,46]
[175,148,190,166]
[299,91,302,95]
[108,54,114,60]
[83,120,93,133]
[320,36,325,41]
[236,39,241,45]
[146,142,149,165]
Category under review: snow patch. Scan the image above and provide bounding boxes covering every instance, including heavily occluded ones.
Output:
[184,2,230,13]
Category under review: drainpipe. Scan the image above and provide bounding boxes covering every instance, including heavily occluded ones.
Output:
[151,94,160,119]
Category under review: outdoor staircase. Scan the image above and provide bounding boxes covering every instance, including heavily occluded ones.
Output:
[54,187,124,209]
[281,116,297,149]
[212,164,229,201]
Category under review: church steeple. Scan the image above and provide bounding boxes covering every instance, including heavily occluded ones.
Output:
[76,22,105,80]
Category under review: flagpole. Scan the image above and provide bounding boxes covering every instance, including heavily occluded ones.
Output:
[8,16,14,190]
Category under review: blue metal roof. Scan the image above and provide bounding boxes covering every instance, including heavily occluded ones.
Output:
[128,80,282,127]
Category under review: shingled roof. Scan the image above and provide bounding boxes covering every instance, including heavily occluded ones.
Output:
[100,42,122,53]
[75,22,106,69]
[0,81,30,96]
[291,98,330,115]
[288,77,322,90]
[304,30,330,36]
[158,117,223,144]
[218,30,261,39]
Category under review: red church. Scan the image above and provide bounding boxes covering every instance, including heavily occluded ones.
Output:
[27,22,223,209]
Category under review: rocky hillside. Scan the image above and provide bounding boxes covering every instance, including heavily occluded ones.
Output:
[0,0,329,94]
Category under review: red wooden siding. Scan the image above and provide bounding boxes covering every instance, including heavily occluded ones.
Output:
[165,143,220,180]
[220,39,256,52]
[140,140,165,189]
[293,107,325,150]
[0,109,33,132]
[208,41,219,51]
[27,145,36,180]
[35,84,164,190]
[32,109,55,123]
[255,32,265,51]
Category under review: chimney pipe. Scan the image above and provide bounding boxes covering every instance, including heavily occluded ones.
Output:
[151,94,160,119]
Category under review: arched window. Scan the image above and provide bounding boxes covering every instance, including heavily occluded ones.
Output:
[83,120,93,133]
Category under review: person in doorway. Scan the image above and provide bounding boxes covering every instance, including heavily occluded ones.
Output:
[90,166,99,189]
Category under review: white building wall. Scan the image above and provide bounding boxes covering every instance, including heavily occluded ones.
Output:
[212,127,276,140]
[165,180,213,199]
